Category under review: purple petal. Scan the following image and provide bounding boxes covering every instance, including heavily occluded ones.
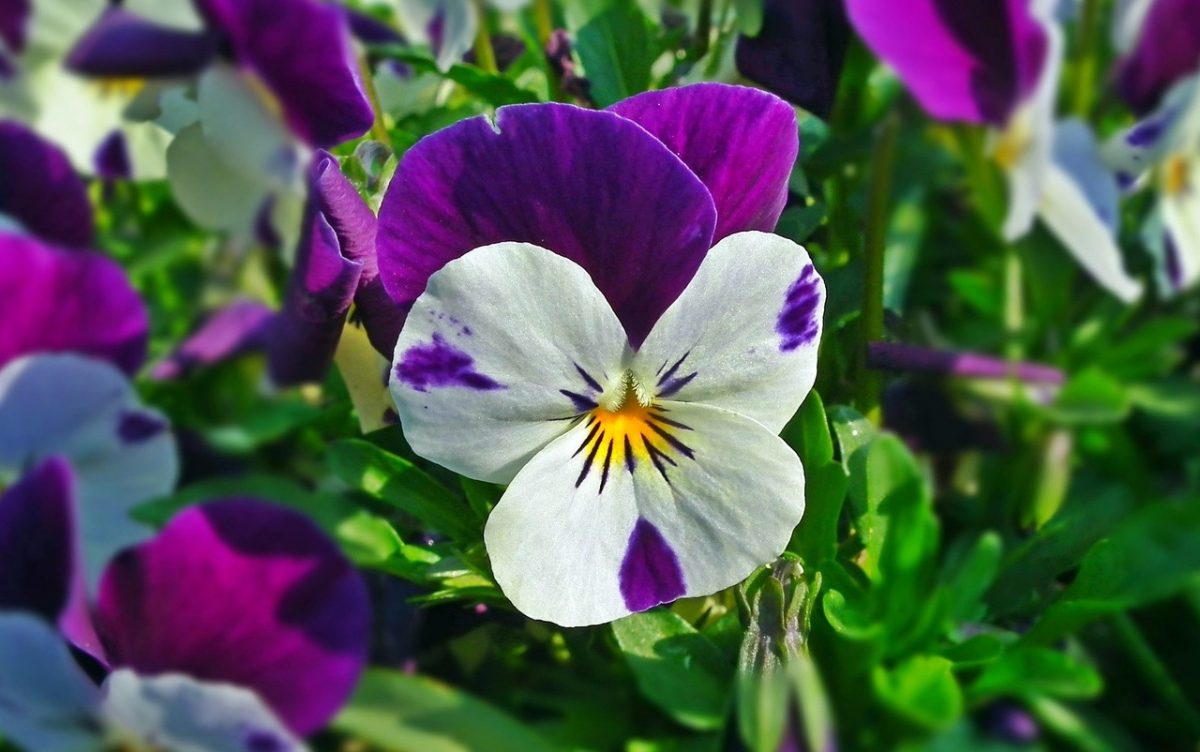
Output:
[195,0,375,147]
[0,121,93,248]
[1115,0,1200,115]
[734,0,850,119]
[0,0,30,54]
[377,103,718,347]
[66,7,218,79]
[0,234,147,375]
[94,499,371,736]
[618,518,686,612]
[845,0,1049,124]
[309,151,401,357]
[0,458,79,623]
[266,187,364,386]
[151,299,273,380]
[94,130,132,181]
[346,9,404,46]
[609,83,798,240]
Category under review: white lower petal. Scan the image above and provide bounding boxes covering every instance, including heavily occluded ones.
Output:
[632,231,825,434]
[1162,163,1200,291]
[1038,162,1144,302]
[101,671,305,752]
[0,612,103,752]
[485,401,805,627]
[0,355,178,586]
[391,242,628,484]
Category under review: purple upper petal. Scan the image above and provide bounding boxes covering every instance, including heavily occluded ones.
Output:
[609,83,798,241]
[151,299,273,380]
[309,151,400,357]
[0,121,94,248]
[376,103,718,347]
[0,0,30,54]
[1115,0,1200,115]
[0,234,148,375]
[66,7,219,79]
[734,0,850,119]
[845,0,1049,124]
[0,458,79,624]
[266,159,365,386]
[346,8,405,46]
[93,499,371,736]
[194,0,375,147]
[94,131,132,181]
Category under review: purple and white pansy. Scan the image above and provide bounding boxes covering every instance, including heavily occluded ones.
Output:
[378,83,824,626]
[0,462,370,750]
[846,0,1144,302]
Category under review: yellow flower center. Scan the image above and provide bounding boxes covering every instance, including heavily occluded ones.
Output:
[1163,155,1191,196]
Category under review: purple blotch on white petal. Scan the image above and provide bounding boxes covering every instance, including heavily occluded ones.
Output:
[117,411,167,444]
[776,264,823,351]
[394,333,504,393]
[618,518,686,612]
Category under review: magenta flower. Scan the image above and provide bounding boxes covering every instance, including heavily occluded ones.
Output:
[67,0,374,148]
[0,462,370,748]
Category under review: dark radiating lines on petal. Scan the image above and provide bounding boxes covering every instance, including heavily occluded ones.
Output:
[561,389,598,412]
[574,363,604,393]
[573,422,602,458]
[599,438,615,493]
[623,435,636,472]
[645,420,695,459]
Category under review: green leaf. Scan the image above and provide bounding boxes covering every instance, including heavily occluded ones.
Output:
[1025,500,1200,644]
[334,670,556,752]
[940,533,1002,623]
[1047,369,1130,425]
[612,610,734,730]
[371,48,540,106]
[872,656,963,730]
[731,0,764,35]
[968,647,1102,702]
[328,439,478,543]
[788,462,848,567]
[575,0,655,106]
[781,391,835,467]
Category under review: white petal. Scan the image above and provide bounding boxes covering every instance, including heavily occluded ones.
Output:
[390,242,627,484]
[632,231,825,434]
[1102,75,1200,184]
[0,612,103,752]
[484,401,805,627]
[119,0,205,31]
[0,355,179,586]
[101,671,306,752]
[1111,0,1154,52]
[1038,162,1144,302]
[167,122,273,233]
[391,0,478,71]
[1001,0,1063,241]
[1162,159,1200,291]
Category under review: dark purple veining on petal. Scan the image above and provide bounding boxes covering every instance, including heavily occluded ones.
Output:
[117,410,167,444]
[1165,232,1185,290]
[619,518,686,612]
[656,351,698,398]
[776,264,822,351]
[1127,114,1171,148]
[395,333,504,392]
[560,389,597,413]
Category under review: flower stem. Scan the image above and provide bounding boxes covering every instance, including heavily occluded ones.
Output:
[1004,243,1024,362]
[358,55,392,146]
[472,1,499,74]
[1110,613,1200,738]
[1072,0,1102,117]
[534,0,554,45]
[857,113,900,422]
[694,0,714,61]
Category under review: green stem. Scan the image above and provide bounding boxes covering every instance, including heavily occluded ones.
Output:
[694,0,714,61]
[1111,613,1200,739]
[472,0,499,74]
[1072,0,1102,117]
[533,0,554,45]
[358,55,392,146]
[1004,243,1025,362]
[857,114,901,422]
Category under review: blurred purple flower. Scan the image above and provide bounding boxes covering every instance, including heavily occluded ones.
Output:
[67,0,374,147]
[151,298,275,380]
[376,82,799,348]
[0,120,94,248]
[0,472,369,743]
[735,0,850,119]
[1114,0,1200,115]
[0,233,148,375]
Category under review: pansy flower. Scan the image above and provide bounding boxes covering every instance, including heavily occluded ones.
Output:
[1105,74,1200,293]
[0,463,370,750]
[65,0,374,235]
[1,229,178,581]
[845,0,1144,302]
[0,119,93,247]
[376,84,824,626]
